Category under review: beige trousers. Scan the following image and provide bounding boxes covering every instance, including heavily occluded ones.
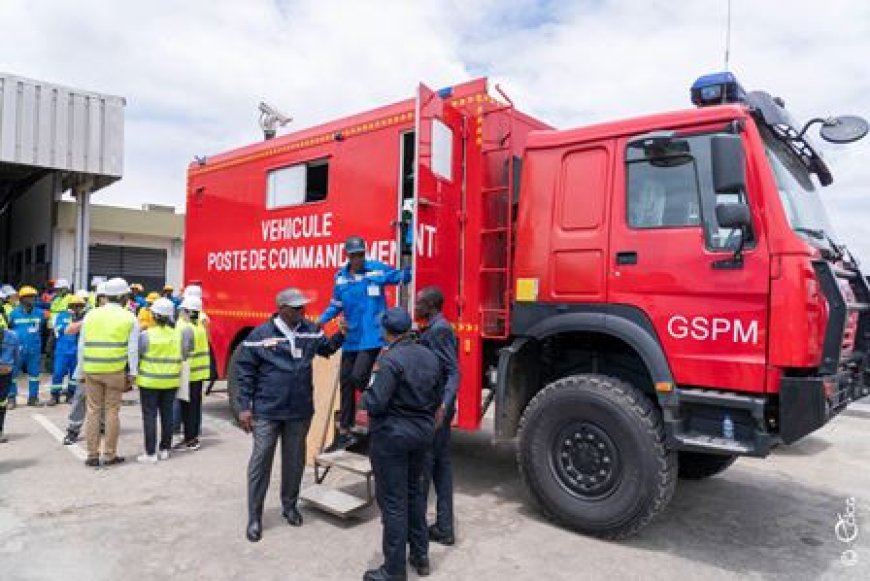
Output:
[84,372,127,459]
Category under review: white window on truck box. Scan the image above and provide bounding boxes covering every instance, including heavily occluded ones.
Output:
[431,118,453,181]
[266,158,329,208]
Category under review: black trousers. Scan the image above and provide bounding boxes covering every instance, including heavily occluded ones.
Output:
[424,409,455,534]
[180,380,203,441]
[0,373,9,433]
[371,430,430,576]
[140,388,177,455]
[247,417,312,520]
[339,348,380,430]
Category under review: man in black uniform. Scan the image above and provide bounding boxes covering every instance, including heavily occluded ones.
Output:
[414,286,460,546]
[362,307,443,581]
[235,288,344,542]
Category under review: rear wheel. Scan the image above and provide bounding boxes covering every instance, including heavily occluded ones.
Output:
[677,452,737,480]
[517,374,676,539]
[227,345,243,424]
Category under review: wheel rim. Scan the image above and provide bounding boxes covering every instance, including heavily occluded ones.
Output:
[550,422,622,499]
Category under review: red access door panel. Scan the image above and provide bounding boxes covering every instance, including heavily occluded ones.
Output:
[411,84,465,320]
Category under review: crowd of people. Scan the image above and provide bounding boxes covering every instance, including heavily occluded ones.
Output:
[0,277,210,461]
[1,233,460,581]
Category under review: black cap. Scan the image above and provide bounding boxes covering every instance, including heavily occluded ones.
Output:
[345,235,366,255]
[381,307,412,334]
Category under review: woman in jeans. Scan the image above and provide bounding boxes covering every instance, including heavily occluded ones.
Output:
[136,298,193,463]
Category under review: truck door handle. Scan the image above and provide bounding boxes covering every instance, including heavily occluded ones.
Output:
[616,251,638,265]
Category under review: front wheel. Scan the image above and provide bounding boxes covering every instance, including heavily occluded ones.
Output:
[517,374,676,539]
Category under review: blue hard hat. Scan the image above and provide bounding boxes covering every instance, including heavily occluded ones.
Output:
[344,236,366,255]
[381,307,412,334]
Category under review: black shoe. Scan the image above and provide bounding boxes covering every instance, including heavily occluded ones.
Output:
[103,456,125,466]
[409,555,430,577]
[324,433,357,454]
[48,393,60,406]
[0,434,8,444]
[246,519,262,542]
[283,506,303,527]
[27,397,39,407]
[63,431,79,445]
[363,566,406,581]
[63,393,73,404]
[428,525,455,546]
[85,457,101,468]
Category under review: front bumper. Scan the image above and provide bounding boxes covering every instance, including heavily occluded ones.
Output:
[780,371,870,444]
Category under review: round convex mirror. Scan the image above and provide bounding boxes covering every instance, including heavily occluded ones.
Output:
[820,115,869,144]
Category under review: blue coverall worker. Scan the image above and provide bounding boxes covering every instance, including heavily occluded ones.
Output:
[414,286,460,546]
[49,296,87,405]
[0,328,21,442]
[361,307,443,581]
[236,288,344,543]
[9,286,45,407]
[319,235,410,452]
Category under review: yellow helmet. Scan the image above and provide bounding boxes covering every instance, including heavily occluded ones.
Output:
[146,292,160,303]
[18,285,38,298]
[67,295,87,306]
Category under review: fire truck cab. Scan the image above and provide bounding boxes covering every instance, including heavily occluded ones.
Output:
[186,74,870,538]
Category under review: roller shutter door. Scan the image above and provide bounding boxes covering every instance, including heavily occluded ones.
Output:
[88,245,167,292]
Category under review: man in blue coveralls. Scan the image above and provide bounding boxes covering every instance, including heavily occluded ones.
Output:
[8,286,45,408]
[319,235,410,452]
[49,292,87,405]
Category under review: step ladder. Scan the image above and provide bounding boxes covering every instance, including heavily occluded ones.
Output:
[479,85,516,339]
[299,367,375,518]
[299,449,374,518]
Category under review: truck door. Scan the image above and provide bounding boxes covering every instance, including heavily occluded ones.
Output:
[607,130,770,393]
[407,83,465,320]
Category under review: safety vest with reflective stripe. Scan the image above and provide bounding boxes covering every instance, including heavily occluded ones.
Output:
[180,319,210,382]
[138,325,182,389]
[82,306,135,374]
[49,294,71,329]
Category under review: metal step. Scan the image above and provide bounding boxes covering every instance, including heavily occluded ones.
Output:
[675,432,754,455]
[299,484,370,518]
[315,450,372,476]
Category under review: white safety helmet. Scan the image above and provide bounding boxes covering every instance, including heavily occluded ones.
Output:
[2,284,17,296]
[96,282,108,296]
[150,298,176,318]
[103,277,130,297]
[54,278,70,290]
[180,296,203,312]
[0,289,5,300]
[182,285,203,299]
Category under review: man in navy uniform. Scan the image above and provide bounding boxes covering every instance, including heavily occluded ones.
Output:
[235,288,344,542]
[362,307,443,581]
[414,286,460,546]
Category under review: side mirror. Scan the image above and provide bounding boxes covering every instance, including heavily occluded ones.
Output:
[711,135,746,193]
[819,115,869,144]
[715,203,751,229]
[713,203,751,270]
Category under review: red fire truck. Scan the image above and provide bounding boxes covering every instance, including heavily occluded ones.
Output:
[185,74,870,538]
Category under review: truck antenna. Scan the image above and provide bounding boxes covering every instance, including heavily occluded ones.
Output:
[723,0,732,72]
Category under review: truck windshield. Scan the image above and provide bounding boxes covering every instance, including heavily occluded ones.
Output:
[758,124,838,243]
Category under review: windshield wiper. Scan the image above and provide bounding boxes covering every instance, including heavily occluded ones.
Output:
[794,227,824,239]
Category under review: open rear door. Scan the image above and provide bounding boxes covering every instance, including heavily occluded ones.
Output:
[409,83,465,320]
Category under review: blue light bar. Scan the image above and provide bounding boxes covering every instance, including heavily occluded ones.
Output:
[691,72,746,107]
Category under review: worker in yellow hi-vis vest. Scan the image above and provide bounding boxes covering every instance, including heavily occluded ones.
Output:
[175,295,210,451]
[75,277,139,468]
[136,298,193,464]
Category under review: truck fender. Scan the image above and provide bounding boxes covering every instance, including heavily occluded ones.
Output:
[495,311,674,440]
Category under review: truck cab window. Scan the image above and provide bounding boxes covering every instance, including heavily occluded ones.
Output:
[266,158,329,208]
[626,133,753,250]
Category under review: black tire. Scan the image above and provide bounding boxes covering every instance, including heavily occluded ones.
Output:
[677,452,737,480]
[517,374,676,539]
[227,344,243,424]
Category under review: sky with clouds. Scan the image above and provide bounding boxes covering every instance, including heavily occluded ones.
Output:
[1,0,868,258]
